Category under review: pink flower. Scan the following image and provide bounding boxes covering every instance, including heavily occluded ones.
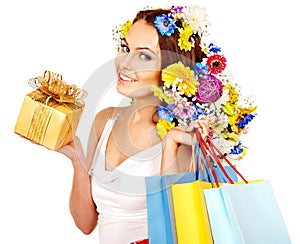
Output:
[172,102,195,120]
[196,74,223,103]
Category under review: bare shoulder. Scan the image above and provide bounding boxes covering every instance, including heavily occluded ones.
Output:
[93,107,116,138]
[94,107,116,123]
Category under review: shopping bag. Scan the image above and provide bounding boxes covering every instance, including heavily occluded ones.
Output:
[169,135,217,244]
[171,179,214,244]
[145,131,239,244]
[195,131,292,244]
[145,165,237,243]
[165,167,237,244]
[145,171,209,244]
[145,173,189,244]
[204,181,291,244]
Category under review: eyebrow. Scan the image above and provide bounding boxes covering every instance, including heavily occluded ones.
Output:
[122,38,157,56]
[136,47,157,55]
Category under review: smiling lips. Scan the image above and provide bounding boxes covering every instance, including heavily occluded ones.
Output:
[119,73,137,83]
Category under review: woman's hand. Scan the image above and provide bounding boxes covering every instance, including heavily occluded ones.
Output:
[57,136,86,169]
[165,117,210,146]
[161,117,210,175]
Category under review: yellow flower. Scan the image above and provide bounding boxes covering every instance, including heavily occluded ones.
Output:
[240,146,247,159]
[226,84,239,104]
[151,85,164,100]
[178,24,194,51]
[151,85,174,104]
[157,119,175,139]
[223,101,236,116]
[178,37,194,51]
[225,132,240,142]
[162,62,199,96]
[228,115,240,133]
[238,106,257,114]
[120,20,132,38]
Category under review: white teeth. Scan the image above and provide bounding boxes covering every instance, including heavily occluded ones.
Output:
[120,73,135,82]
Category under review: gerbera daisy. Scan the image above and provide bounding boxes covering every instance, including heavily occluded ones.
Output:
[162,62,199,97]
[206,54,227,74]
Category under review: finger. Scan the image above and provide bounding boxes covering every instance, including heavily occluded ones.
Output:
[197,121,209,131]
[197,117,210,128]
[197,121,210,139]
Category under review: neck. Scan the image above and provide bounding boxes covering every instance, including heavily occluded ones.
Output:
[127,95,160,123]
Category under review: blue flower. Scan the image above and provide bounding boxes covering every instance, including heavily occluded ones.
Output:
[208,43,221,53]
[194,62,208,80]
[154,14,177,37]
[192,104,204,120]
[236,114,255,129]
[158,105,174,122]
[230,142,243,155]
[167,103,175,110]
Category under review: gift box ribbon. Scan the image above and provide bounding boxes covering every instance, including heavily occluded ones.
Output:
[29,70,87,104]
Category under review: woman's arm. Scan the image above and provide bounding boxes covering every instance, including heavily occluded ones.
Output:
[57,107,115,234]
[57,134,98,234]
[69,146,98,235]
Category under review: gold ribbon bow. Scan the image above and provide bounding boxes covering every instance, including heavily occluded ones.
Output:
[29,70,87,104]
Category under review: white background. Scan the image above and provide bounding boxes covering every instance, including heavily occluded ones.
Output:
[0,0,299,243]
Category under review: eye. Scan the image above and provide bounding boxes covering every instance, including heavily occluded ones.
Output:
[119,44,130,53]
[140,52,152,61]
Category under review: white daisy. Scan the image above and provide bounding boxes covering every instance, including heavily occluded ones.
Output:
[181,5,210,35]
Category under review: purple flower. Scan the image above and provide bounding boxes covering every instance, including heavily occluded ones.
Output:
[154,14,177,37]
[171,6,185,14]
[195,74,223,103]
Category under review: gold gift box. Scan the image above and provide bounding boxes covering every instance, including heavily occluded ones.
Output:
[14,71,86,150]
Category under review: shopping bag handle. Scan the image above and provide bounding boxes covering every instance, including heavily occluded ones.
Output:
[207,137,248,184]
[196,130,248,185]
[195,132,220,187]
[194,134,231,185]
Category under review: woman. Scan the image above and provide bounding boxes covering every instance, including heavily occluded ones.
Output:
[58,7,210,243]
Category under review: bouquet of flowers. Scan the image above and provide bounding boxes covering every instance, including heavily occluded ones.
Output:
[152,41,257,161]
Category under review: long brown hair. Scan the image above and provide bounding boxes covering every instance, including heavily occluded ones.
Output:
[133,9,205,70]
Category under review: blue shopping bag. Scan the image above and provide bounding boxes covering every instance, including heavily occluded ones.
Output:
[145,172,196,244]
[145,174,180,244]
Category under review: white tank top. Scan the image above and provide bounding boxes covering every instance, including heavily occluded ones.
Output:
[89,116,162,244]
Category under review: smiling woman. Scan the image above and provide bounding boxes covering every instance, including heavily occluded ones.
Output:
[1,0,299,243]
[55,6,215,244]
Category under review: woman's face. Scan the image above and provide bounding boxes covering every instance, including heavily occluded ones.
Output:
[115,20,161,98]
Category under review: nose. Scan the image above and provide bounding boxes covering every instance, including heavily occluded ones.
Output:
[118,52,134,71]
